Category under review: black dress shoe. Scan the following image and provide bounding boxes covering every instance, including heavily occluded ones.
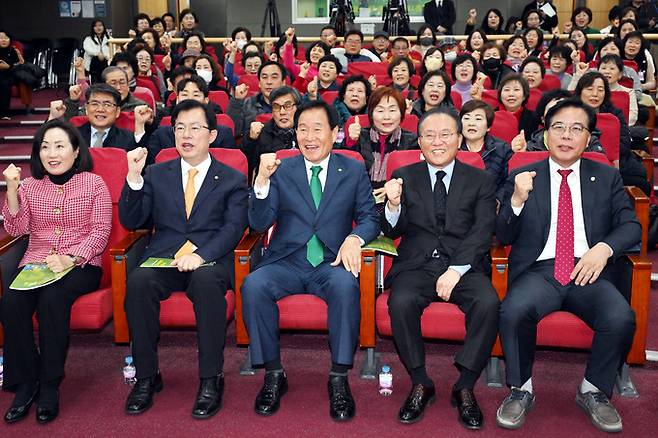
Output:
[398,384,436,424]
[4,385,39,424]
[36,399,59,425]
[254,370,288,416]
[451,388,483,430]
[328,375,355,422]
[125,372,163,415]
[192,374,224,419]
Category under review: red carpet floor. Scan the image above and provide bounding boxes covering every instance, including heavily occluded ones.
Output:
[1,324,657,437]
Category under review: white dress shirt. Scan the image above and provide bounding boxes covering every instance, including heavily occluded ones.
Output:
[385,160,470,276]
[126,154,212,192]
[253,155,330,198]
[512,158,613,259]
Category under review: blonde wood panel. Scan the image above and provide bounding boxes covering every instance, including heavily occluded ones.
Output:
[138,0,168,18]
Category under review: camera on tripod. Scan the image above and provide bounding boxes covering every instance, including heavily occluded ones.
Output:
[382,0,410,36]
[329,0,355,36]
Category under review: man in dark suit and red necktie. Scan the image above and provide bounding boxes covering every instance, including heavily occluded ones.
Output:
[495,99,640,433]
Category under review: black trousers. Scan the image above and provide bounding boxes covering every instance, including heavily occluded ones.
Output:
[0,265,102,390]
[387,259,500,376]
[0,71,12,116]
[499,261,636,398]
[125,264,229,379]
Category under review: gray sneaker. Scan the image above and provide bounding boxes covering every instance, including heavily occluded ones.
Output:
[496,388,535,429]
[576,390,622,433]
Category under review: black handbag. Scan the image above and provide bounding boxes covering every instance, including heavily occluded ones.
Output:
[11,62,46,87]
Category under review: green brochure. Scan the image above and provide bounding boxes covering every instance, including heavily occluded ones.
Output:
[140,257,215,268]
[364,236,398,256]
[10,263,75,291]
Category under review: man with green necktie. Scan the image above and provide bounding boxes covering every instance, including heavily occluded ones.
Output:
[242,99,380,422]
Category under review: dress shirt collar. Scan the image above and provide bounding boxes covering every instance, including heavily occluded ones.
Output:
[548,157,580,179]
[426,158,455,177]
[435,0,443,7]
[90,125,109,145]
[304,154,331,175]
[181,153,212,177]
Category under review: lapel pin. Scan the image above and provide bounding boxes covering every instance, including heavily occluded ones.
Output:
[590,176,595,181]
[214,175,219,180]
[338,168,343,172]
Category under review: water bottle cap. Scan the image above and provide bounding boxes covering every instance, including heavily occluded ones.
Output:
[381,365,390,373]
[0,356,3,365]
[125,355,133,364]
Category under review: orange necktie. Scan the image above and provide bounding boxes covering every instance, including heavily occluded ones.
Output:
[175,168,199,258]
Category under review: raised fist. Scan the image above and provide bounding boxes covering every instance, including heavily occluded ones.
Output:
[126,147,148,182]
[384,177,403,208]
[3,163,21,192]
[69,85,83,101]
[255,153,281,187]
[48,100,66,120]
[511,170,537,207]
[249,121,264,140]
[235,83,249,99]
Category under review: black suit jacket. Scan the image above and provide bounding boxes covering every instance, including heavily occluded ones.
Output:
[381,160,496,287]
[522,1,558,32]
[78,122,143,151]
[496,158,641,284]
[119,156,248,281]
[423,0,456,34]
[146,125,237,164]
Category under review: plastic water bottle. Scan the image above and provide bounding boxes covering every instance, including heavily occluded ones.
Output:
[0,356,4,388]
[378,365,393,396]
[123,356,136,386]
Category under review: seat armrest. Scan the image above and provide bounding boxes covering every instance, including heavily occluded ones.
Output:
[624,186,649,256]
[110,230,149,344]
[359,248,376,348]
[234,230,265,346]
[490,244,508,301]
[625,254,651,365]
[632,150,653,185]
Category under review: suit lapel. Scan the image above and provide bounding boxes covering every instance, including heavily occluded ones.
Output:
[290,155,317,212]
[411,162,436,228]
[189,158,222,217]
[531,159,551,244]
[579,159,596,245]
[168,159,186,217]
[445,160,466,229]
[103,126,116,147]
[316,154,341,217]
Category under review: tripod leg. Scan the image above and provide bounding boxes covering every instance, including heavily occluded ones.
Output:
[260,5,270,37]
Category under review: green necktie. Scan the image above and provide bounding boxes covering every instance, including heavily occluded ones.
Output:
[307,165,324,267]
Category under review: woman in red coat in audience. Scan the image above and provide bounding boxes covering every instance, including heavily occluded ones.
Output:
[1,119,112,424]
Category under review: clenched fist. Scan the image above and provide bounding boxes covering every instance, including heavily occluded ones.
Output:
[127,147,148,183]
[384,177,403,210]
[255,153,281,187]
[511,170,537,208]
[235,83,249,99]
[48,100,67,120]
[69,85,83,101]
[249,121,264,140]
[3,163,21,192]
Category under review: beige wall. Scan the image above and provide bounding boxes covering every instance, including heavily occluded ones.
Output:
[588,0,619,30]
[138,0,168,18]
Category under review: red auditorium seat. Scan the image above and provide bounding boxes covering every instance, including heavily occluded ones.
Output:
[537,75,561,92]
[489,110,518,144]
[526,87,542,112]
[320,90,338,105]
[481,89,499,110]
[233,149,378,377]
[208,90,230,113]
[610,90,630,125]
[133,88,156,111]
[595,112,621,164]
[110,148,248,343]
[255,113,273,124]
[237,74,259,96]
[69,112,135,132]
[450,90,463,111]
[347,62,388,77]
[0,148,130,345]
[497,151,650,366]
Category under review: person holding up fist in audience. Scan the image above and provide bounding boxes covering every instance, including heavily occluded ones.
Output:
[227,60,285,139]
[497,74,537,142]
[241,99,379,422]
[49,83,146,151]
[1,119,112,424]
[495,98,639,433]
[343,87,418,190]
[120,99,248,419]
[382,108,499,429]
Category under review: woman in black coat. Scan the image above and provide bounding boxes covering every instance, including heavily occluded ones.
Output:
[0,30,22,119]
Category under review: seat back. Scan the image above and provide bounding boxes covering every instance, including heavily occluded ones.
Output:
[208,91,230,113]
[344,114,371,136]
[255,113,273,124]
[275,149,364,163]
[538,75,561,91]
[155,148,248,176]
[610,90,630,125]
[237,74,259,96]
[509,151,611,172]
[320,90,339,105]
[69,112,135,132]
[159,114,235,135]
[489,110,519,144]
[400,114,419,134]
[450,90,463,111]
[347,62,388,76]
[133,89,156,111]
[595,113,621,163]
[526,87,542,112]
[386,149,485,180]
[481,89,499,109]
[89,148,130,288]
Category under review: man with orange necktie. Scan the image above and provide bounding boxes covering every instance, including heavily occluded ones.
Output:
[494,99,640,433]
[118,99,248,419]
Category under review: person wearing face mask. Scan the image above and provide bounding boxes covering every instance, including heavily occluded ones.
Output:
[419,47,445,77]
[193,54,229,95]
[440,38,458,64]
[241,86,301,176]
[343,87,418,189]
[459,99,513,202]
[412,26,437,59]
[387,57,416,97]
[479,42,514,89]
[411,70,454,118]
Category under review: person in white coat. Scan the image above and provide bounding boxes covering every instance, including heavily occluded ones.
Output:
[83,20,110,84]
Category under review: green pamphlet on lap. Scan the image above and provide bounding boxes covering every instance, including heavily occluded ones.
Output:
[10,263,75,291]
[364,236,398,256]
[140,257,215,268]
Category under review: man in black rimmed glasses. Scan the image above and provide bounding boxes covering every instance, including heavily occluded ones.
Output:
[495,98,640,433]
[119,98,248,419]
[381,108,499,429]
[48,83,144,151]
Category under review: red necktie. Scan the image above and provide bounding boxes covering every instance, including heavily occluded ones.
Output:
[554,169,574,286]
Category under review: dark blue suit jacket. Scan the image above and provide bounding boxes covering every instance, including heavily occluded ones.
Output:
[496,158,641,284]
[119,156,248,277]
[146,125,237,164]
[249,153,380,268]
